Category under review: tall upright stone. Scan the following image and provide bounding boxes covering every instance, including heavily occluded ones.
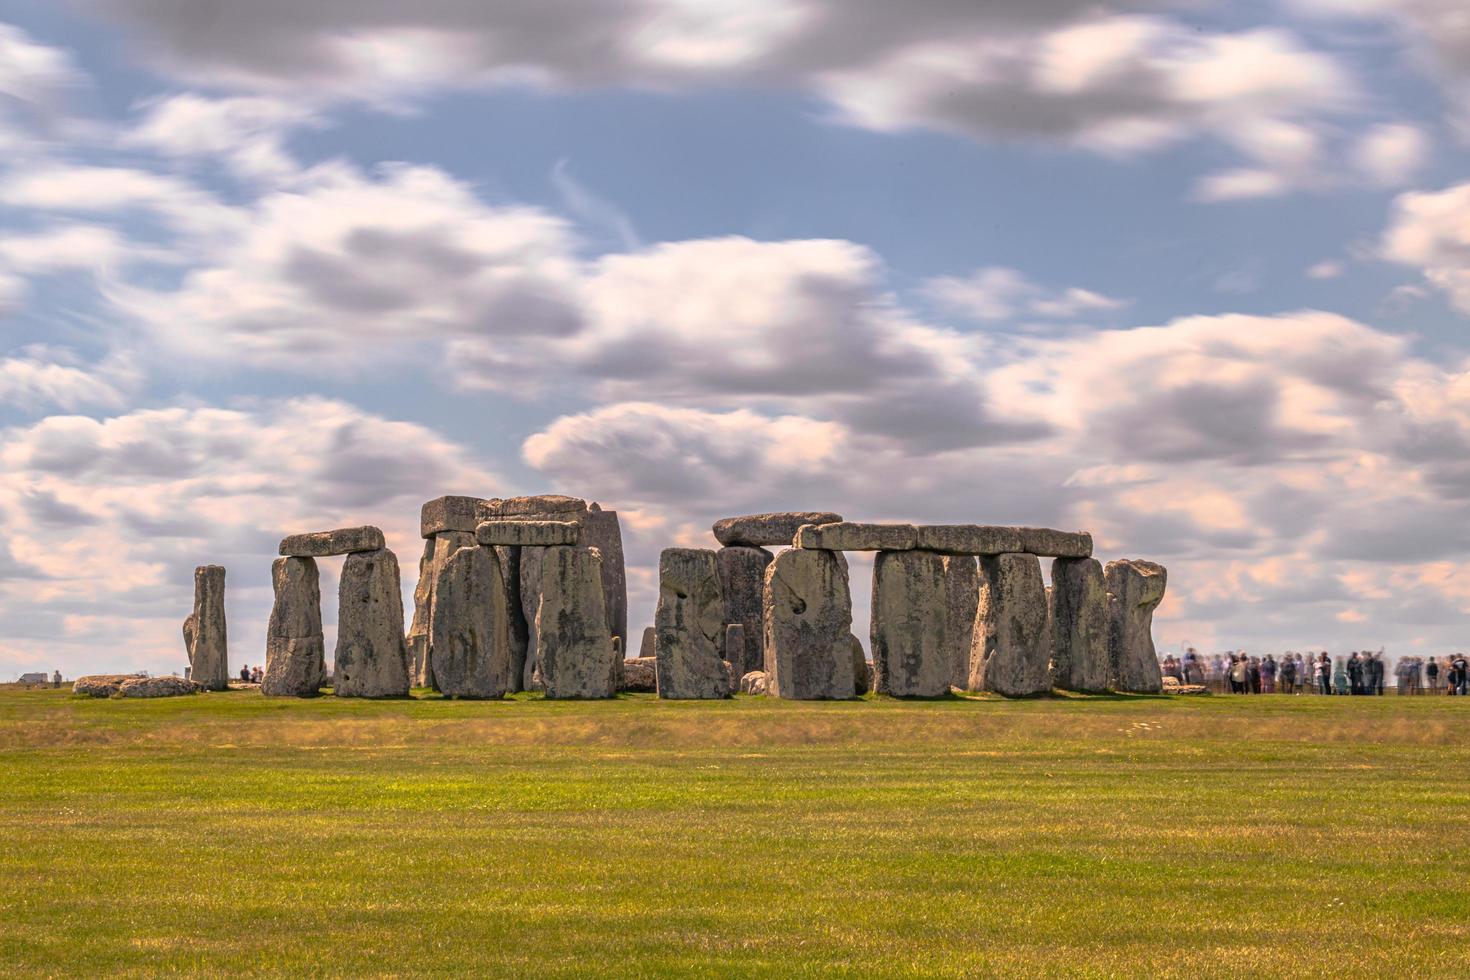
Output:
[639,626,655,659]
[871,549,949,697]
[654,548,728,699]
[262,557,324,697]
[405,537,435,687]
[763,548,855,700]
[335,548,411,698]
[185,565,228,691]
[1106,559,1167,694]
[493,545,529,692]
[715,545,772,675]
[430,546,511,699]
[586,504,628,656]
[535,545,616,699]
[519,546,545,689]
[969,553,1050,697]
[942,555,979,691]
[416,531,476,687]
[1051,557,1110,692]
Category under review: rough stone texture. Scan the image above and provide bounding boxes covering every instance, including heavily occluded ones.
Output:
[411,531,477,688]
[430,546,512,699]
[1050,557,1111,692]
[475,520,580,547]
[740,670,770,695]
[715,546,772,675]
[187,565,228,691]
[1105,559,1167,694]
[942,555,979,691]
[73,674,137,698]
[495,545,529,692]
[334,548,411,698]
[969,553,1051,696]
[724,624,746,666]
[535,545,616,699]
[278,525,384,557]
[119,675,201,698]
[763,548,855,699]
[1020,527,1093,559]
[723,660,740,694]
[519,546,545,690]
[405,537,435,686]
[915,525,1024,555]
[479,495,588,520]
[262,556,325,697]
[654,548,729,699]
[851,635,870,695]
[420,495,485,537]
[620,657,657,692]
[713,512,843,547]
[584,507,628,659]
[639,626,655,659]
[871,549,949,697]
[795,522,917,552]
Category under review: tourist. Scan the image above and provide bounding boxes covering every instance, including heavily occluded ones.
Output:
[1334,657,1348,695]
[1347,653,1363,695]
[1427,656,1440,692]
[1318,653,1333,695]
[251,665,264,685]
[1453,653,1470,696]
[1279,654,1296,695]
[239,664,251,683]
[1248,656,1262,694]
[1230,655,1248,694]
[1183,649,1203,686]
[1261,654,1277,694]
[52,669,61,688]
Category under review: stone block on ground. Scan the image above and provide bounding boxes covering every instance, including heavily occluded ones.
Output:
[262,556,325,697]
[620,657,657,692]
[430,546,512,699]
[334,548,411,698]
[739,670,770,695]
[119,675,201,698]
[278,526,384,557]
[942,555,979,690]
[970,553,1051,697]
[535,545,615,699]
[716,546,772,675]
[713,512,844,547]
[475,520,580,547]
[795,522,917,552]
[186,564,228,691]
[851,635,870,695]
[763,547,855,699]
[638,626,655,659]
[420,495,485,537]
[1106,559,1167,694]
[1050,557,1110,692]
[654,548,729,699]
[871,549,949,697]
[72,674,136,698]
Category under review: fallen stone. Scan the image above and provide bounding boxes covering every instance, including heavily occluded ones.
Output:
[1050,557,1110,692]
[278,526,385,557]
[535,545,615,699]
[763,547,855,699]
[970,553,1051,696]
[1106,559,1167,694]
[1021,527,1093,559]
[119,675,201,698]
[584,507,628,660]
[739,670,770,695]
[620,657,657,692]
[478,495,587,520]
[942,555,979,690]
[430,546,512,699]
[639,626,655,659]
[851,635,870,695]
[262,556,325,697]
[420,495,485,537]
[795,522,917,552]
[186,565,229,691]
[655,548,729,699]
[475,520,580,547]
[334,548,411,698]
[914,525,1024,555]
[871,549,949,697]
[72,674,138,698]
[716,546,772,675]
[712,511,844,547]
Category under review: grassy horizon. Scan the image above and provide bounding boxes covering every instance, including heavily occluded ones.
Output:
[2,689,1468,977]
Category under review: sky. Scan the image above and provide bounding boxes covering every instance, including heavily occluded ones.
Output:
[3,0,1470,678]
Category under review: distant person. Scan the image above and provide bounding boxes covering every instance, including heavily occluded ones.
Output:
[1279,654,1296,695]
[1334,657,1348,695]
[251,665,263,684]
[1454,653,1469,696]
[1261,655,1277,694]
[1427,657,1440,692]
[1372,653,1385,695]
[1230,655,1248,694]
[240,665,251,683]
[1318,653,1333,695]
[1248,656,1261,694]
[1347,653,1363,695]
[52,669,61,688]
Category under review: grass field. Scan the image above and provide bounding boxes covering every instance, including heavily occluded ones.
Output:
[2,688,1468,977]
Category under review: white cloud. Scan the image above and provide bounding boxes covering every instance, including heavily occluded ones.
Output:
[1307,259,1345,279]
[923,266,1126,322]
[123,94,320,182]
[0,163,243,240]
[0,22,82,117]
[1351,122,1429,186]
[1381,180,1470,313]
[1193,168,1291,202]
[0,347,138,412]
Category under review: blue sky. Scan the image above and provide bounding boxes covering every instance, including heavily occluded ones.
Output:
[3,0,1470,677]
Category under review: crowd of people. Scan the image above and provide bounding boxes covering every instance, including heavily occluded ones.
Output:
[1160,650,1470,695]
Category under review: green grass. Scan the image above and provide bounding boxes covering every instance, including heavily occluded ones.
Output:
[1,689,1468,977]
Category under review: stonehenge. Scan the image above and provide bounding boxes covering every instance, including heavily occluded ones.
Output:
[430,545,512,698]
[654,548,729,699]
[335,548,411,698]
[764,547,856,699]
[1050,557,1110,693]
[262,556,326,697]
[1106,559,1168,694]
[714,512,843,547]
[534,545,617,699]
[970,554,1052,697]
[184,565,228,691]
[942,556,979,691]
[714,544,772,675]
[871,549,949,697]
[279,526,385,558]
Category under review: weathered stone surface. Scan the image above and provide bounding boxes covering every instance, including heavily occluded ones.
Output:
[518,546,545,690]
[279,525,384,557]
[334,548,410,698]
[850,635,869,695]
[795,522,917,552]
[119,675,201,698]
[475,520,580,547]
[73,674,136,698]
[262,556,325,698]
[724,624,745,666]
[639,626,655,659]
[654,548,729,699]
[584,507,628,658]
[763,548,855,699]
[187,565,228,691]
[535,545,615,699]
[494,545,529,692]
[739,670,770,695]
[1050,557,1110,692]
[620,657,657,692]
[942,555,979,690]
[405,537,435,685]
[713,512,844,547]
[420,495,485,537]
[1021,527,1093,559]
[871,549,949,697]
[1105,559,1167,694]
[915,525,1024,555]
[478,495,587,520]
[715,546,772,675]
[969,553,1051,696]
[430,546,512,699]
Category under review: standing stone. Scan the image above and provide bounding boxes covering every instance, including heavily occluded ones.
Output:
[724,624,745,666]
[405,537,435,687]
[519,546,545,689]
[430,546,511,699]
[871,549,949,697]
[416,531,477,688]
[639,626,655,659]
[186,565,228,691]
[335,548,410,698]
[715,546,773,676]
[850,635,869,695]
[969,553,1050,697]
[1106,559,1167,694]
[494,545,529,692]
[654,548,728,699]
[943,555,979,690]
[763,548,855,700]
[262,557,325,697]
[585,505,628,657]
[535,545,615,699]
[1051,557,1111,692]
